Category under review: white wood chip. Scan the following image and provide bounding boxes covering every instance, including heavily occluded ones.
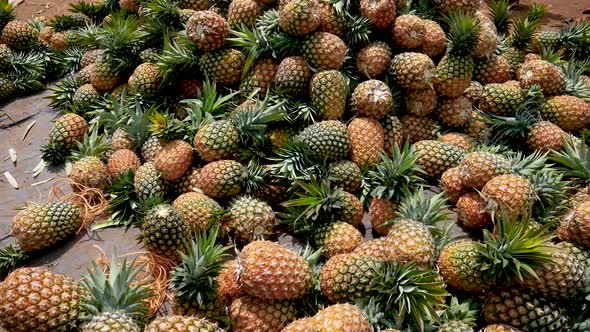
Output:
[32,160,45,173]
[3,172,19,189]
[65,161,73,176]
[22,121,36,141]
[31,178,54,187]
[8,148,16,164]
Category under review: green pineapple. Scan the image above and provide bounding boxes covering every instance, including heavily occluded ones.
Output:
[502,17,541,73]
[41,113,89,166]
[141,204,191,261]
[433,12,480,98]
[79,255,152,332]
[226,195,275,242]
[279,0,320,37]
[199,48,245,86]
[73,83,100,108]
[413,140,465,178]
[309,70,347,120]
[69,127,112,191]
[170,226,232,319]
[295,120,350,161]
[134,162,167,199]
[274,56,314,96]
[199,160,248,199]
[328,160,362,193]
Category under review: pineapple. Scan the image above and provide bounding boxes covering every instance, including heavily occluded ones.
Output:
[73,84,100,107]
[226,195,275,242]
[348,117,384,168]
[432,0,479,14]
[145,316,223,332]
[405,85,437,116]
[217,260,245,303]
[279,0,320,37]
[170,226,231,318]
[359,0,396,29]
[559,201,590,248]
[128,63,162,95]
[154,140,193,181]
[458,151,511,190]
[329,160,362,193]
[312,304,372,332]
[141,135,163,162]
[474,21,498,59]
[464,80,483,104]
[387,219,435,267]
[433,13,480,98]
[401,115,440,143]
[1,20,38,51]
[90,57,122,92]
[317,2,347,35]
[134,162,167,199]
[119,0,139,12]
[228,0,262,26]
[542,95,590,132]
[456,192,492,229]
[474,54,511,84]
[178,78,204,98]
[438,240,492,293]
[482,289,570,331]
[319,253,379,303]
[237,240,314,300]
[274,56,313,96]
[69,129,112,191]
[187,10,229,51]
[79,256,152,332]
[173,192,222,231]
[479,83,524,115]
[351,79,392,119]
[381,114,404,154]
[176,0,211,10]
[440,167,466,204]
[111,128,132,151]
[230,296,297,331]
[80,49,104,68]
[502,18,541,73]
[0,43,12,71]
[390,52,435,90]
[480,325,521,332]
[420,19,447,58]
[193,120,240,162]
[481,174,534,217]
[41,113,88,165]
[392,14,425,50]
[0,268,81,331]
[517,60,566,96]
[296,120,350,161]
[356,41,392,78]
[413,140,465,178]
[528,121,568,152]
[310,70,347,120]
[199,48,245,86]
[12,201,82,252]
[302,32,347,70]
[439,133,476,151]
[315,222,363,258]
[282,317,316,332]
[353,237,396,261]
[437,297,479,332]
[141,204,191,261]
[240,58,278,95]
[199,160,247,199]
[107,149,141,178]
[437,96,472,127]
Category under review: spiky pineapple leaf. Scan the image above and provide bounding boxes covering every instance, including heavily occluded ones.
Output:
[443,11,481,55]
[0,246,30,281]
[70,126,112,161]
[549,137,590,185]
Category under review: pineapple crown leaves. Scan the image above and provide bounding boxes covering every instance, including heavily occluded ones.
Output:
[187,78,240,118]
[156,36,201,91]
[49,14,87,32]
[549,137,590,185]
[529,171,571,224]
[100,169,139,229]
[229,94,287,144]
[60,47,87,74]
[80,254,152,321]
[506,150,553,179]
[41,142,70,166]
[412,0,442,21]
[474,210,558,286]
[559,18,590,52]
[267,141,320,181]
[48,76,82,110]
[121,103,156,151]
[70,126,112,161]
[443,11,481,55]
[524,2,548,24]
[280,177,344,227]
[137,0,183,49]
[539,46,566,65]
[149,111,191,141]
[170,225,233,305]
[355,298,399,331]
[489,0,512,35]
[69,0,118,24]
[368,141,425,202]
[392,187,452,226]
[242,160,273,194]
[280,96,318,127]
[344,15,373,48]
[562,60,590,102]
[0,246,30,281]
[436,297,480,326]
[509,16,542,48]
[369,262,449,332]
[6,51,46,80]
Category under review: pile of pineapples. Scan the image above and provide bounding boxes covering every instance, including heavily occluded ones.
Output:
[2,0,590,330]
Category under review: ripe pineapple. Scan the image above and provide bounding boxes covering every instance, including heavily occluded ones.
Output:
[194,120,240,162]
[481,174,534,217]
[317,2,347,35]
[310,70,347,120]
[107,149,140,178]
[187,11,229,51]
[303,32,347,70]
[356,41,392,78]
[315,222,363,258]
[73,84,100,107]
[348,117,384,168]
[90,57,122,92]
[141,135,163,162]
[41,113,88,165]
[12,201,82,252]
[173,192,221,231]
[458,151,511,190]
[387,219,435,267]
[154,140,193,181]
[527,121,568,152]
[542,95,590,132]
[240,58,278,95]
[176,0,211,10]
[401,115,440,143]
[352,79,392,119]
[479,83,524,115]
[296,120,350,161]
[0,268,81,331]
[440,167,466,204]
[111,128,132,151]
[474,21,498,59]
[456,192,492,229]
[464,80,483,104]
[145,316,223,332]
[142,204,191,261]
[437,96,472,127]
[413,140,465,178]
[405,85,437,116]
[170,226,231,318]
[230,296,297,331]
[199,48,245,86]
[433,13,480,97]
[134,162,167,199]
[380,114,404,154]
[312,304,372,332]
[392,14,425,50]
[274,56,313,96]
[559,201,590,247]
[432,0,479,14]
[279,0,320,37]
[438,240,492,293]
[420,19,447,58]
[226,195,275,242]
[480,324,522,332]
[359,0,396,29]
[282,317,316,332]
[502,17,541,73]
[79,256,151,332]
[128,63,162,95]
[237,240,314,300]
[517,60,566,96]
[319,253,379,303]
[390,52,435,90]
[228,0,262,26]
[474,54,511,84]
[1,20,38,51]
[439,133,476,151]
[199,160,247,199]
